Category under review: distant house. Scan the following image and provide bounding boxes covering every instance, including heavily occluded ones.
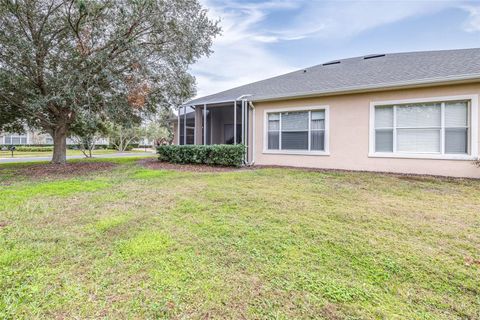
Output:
[173,48,480,178]
[0,128,109,146]
[0,129,53,145]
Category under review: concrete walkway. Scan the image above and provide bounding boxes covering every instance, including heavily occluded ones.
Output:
[0,152,153,163]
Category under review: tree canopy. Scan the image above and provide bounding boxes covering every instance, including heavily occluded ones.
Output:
[0,0,220,163]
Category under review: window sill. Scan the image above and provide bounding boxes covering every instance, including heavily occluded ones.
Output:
[369,152,476,161]
[263,150,330,156]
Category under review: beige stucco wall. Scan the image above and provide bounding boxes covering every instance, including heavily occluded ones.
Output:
[253,83,480,178]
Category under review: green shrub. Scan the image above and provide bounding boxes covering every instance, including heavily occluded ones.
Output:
[157,144,245,167]
[15,146,53,152]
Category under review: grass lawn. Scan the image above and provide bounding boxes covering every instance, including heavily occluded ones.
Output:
[0,149,132,158]
[1,158,479,319]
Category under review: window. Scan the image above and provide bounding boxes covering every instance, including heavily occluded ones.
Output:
[445,102,469,154]
[373,100,473,157]
[267,113,280,149]
[311,111,326,151]
[266,107,328,153]
[281,112,309,150]
[4,134,27,145]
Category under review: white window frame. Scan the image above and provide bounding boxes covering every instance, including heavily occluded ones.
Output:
[3,133,29,145]
[263,105,330,155]
[369,95,478,160]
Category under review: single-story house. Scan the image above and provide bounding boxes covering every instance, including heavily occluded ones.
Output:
[0,130,52,145]
[174,48,480,178]
[0,128,109,146]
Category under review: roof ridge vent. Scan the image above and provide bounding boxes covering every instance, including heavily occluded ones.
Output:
[363,54,385,60]
[322,60,340,66]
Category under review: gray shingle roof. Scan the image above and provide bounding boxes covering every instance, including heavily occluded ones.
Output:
[185,48,480,106]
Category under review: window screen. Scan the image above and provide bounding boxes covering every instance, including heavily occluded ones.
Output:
[445,102,468,154]
[268,113,280,150]
[281,112,308,150]
[267,109,326,152]
[311,111,325,151]
[374,106,393,152]
[374,101,469,155]
[4,134,27,145]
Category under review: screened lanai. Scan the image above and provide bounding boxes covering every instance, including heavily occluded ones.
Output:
[176,99,253,163]
[177,101,250,145]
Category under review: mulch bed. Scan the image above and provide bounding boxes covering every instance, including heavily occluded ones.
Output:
[138,160,469,180]
[139,158,252,172]
[255,165,475,181]
[1,162,117,179]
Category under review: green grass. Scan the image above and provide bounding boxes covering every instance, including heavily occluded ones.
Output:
[0,149,133,158]
[1,158,479,319]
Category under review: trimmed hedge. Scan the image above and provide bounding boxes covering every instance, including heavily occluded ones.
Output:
[157,144,245,167]
[2,144,53,148]
[14,146,53,152]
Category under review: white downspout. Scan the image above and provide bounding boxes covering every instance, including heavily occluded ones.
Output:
[242,99,247,164]
[249,101,255,165]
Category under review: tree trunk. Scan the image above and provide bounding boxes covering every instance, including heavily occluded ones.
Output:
[52,125,67,164]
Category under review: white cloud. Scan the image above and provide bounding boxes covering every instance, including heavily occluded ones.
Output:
[190,0,299,98]
[462,5,480,32]
[268,1,453,41]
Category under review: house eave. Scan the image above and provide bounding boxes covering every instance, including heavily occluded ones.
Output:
[251,75,480,103]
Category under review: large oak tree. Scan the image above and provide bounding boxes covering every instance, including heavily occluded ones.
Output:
[0,0,219,163]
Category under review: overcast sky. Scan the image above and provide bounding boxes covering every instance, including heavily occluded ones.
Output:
[189,0,480,98]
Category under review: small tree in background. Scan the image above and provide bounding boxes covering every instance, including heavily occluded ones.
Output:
[107,123,144,152]
[145,122,171,147]
[144,107,176,146]
[0,0,220,163]
[69,111,107,158]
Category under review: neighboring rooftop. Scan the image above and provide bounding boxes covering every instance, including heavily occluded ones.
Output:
[185,48,480,106]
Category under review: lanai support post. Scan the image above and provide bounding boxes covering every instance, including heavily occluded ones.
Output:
[193,106,196,145]
[241,100,245,145]
[194,106,203,145]
[177,108,181,145]
[183,106,187,145]
[244,100,248,163]
[233,100,237,145]
[203,104,207,145]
